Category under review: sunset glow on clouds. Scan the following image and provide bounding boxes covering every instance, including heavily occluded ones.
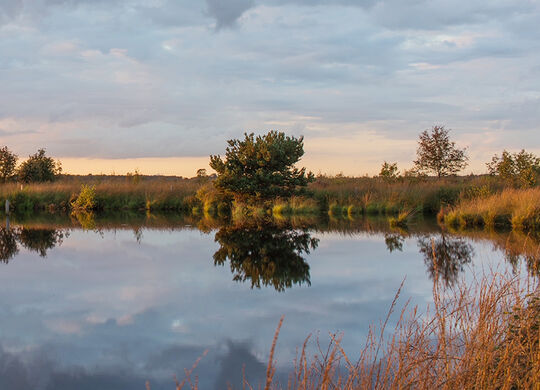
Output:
[1,0,539,176]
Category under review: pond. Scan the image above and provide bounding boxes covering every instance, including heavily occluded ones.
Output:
[0,213,537,389]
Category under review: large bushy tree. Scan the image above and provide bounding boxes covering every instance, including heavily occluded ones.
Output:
[17,149,62,183]
[0,146,18,182]
[413,125,468,177]
[210,131,314,202]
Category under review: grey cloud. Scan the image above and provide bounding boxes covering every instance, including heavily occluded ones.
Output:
[206,0,254,29]
[371,0,536,30]
[0,0,23,25]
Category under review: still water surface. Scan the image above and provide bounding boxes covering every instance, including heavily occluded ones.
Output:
[0,214,536,389]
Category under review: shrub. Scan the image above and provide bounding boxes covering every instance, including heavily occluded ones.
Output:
[71,185,97,211]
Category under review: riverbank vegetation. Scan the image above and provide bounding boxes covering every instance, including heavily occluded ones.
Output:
[1,127,539,235]
[442,188,540,231]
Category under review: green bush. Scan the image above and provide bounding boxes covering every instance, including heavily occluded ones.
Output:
[71,185,96,211]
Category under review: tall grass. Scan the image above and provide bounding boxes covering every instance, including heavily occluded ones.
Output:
[444,188,540,231]
[0,174,522,217]
[0,178,201,213]
[158,270,539,389]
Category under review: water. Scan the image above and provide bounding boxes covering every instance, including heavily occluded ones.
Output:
[0,213,536,389]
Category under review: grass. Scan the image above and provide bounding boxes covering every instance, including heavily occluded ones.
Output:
[0,174,530,222]
[150,271,539,390]
[309,174,503,215]
[443,188,540,231]
[389,208,418,229]
[0,177,201,213]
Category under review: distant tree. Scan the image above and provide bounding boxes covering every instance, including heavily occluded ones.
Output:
[196,168,208,178]
[17,149,62,183]
[379,161,399,182]
[487,149,540,188]
[0,146,18,183]
[209,131,314,202]
[413,125,468,177]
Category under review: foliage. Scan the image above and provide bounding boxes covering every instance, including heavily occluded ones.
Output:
[210,131,314,202]
[487,149,540,188]
[196,168,207,178]
[71,184,97,211]
[17,149,62,183]
[379,161,399,182]
[413,125,468,177]
[0,146,18,183]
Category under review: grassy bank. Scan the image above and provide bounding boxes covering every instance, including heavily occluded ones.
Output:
[0,174,522,217]
[0,178,201,213]
[151,271,539,389]
[443,188,540,231]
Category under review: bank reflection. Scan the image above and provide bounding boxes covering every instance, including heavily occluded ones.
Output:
[0,221,65,262]
[213,219,319,291]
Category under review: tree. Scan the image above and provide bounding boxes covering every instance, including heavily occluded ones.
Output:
[487,149,540,188]
[0,146,18,183]
[413,125,468,177]
[379,161,399,182]
[17,149,62,183]
[209,131,314,202]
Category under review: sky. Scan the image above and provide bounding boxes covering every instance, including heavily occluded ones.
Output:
[0,0,539,176]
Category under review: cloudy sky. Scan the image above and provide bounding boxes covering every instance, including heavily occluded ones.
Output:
[1,0,539,176]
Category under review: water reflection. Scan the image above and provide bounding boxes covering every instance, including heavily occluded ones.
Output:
[213,220,319,291]
[18,228,65,257]
[384,233,405,253]
[0,222,65,262]
[0,228,18,263]
[417,234,474,287]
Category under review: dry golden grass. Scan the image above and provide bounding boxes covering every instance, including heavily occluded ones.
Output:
[445,188,540,231]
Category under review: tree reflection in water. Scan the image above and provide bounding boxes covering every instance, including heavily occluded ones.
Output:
[18,228,65,257]
[213,220,319,291]
[0,228,18,263]
[417,234,474,287]
[0,223,65,262]
[384,233,405,253]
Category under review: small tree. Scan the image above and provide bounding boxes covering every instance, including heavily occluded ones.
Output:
[0,146,18,182]
[413,125,468,177]
[379,161,399,182]
[210,131,314,202]
[487,149,540,188]
[17,149,62,183]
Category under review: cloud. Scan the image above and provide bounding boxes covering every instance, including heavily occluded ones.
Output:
[0,0,538,173]
[206,0,254,29]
